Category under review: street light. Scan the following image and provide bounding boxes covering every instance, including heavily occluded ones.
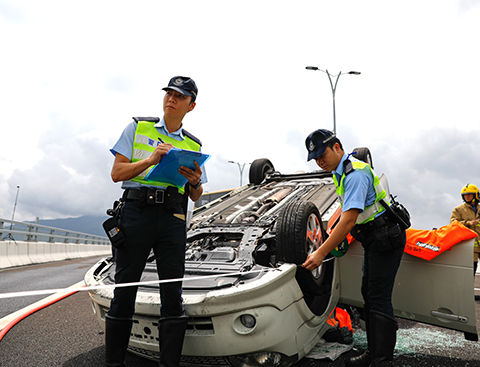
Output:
[306,66,361,134]
[10,186,20,229]
[228,161,248,186]
[4,185,20,241]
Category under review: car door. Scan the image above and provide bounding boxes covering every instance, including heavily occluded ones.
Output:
[337,237,478,339]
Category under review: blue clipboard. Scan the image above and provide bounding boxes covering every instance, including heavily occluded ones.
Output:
[144,148,211,188]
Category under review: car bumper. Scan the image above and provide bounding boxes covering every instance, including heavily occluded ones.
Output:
[85,262,332,365]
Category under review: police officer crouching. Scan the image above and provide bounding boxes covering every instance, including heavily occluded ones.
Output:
[106,76,206,367]
[302,129,406,367]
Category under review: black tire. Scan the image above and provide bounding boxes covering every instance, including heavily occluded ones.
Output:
[276,200,326,293]
[249,158,274,185]
[352,147,373,169]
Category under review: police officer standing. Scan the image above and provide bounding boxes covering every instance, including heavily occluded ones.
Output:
[302,129,406,367]
[106,76,206,367]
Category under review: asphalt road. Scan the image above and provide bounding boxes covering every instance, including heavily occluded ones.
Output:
[0,259,480,366]
[0,256,105,319]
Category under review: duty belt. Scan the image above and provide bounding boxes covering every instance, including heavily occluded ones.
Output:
[123,187,185,205]
[351,212,394,241]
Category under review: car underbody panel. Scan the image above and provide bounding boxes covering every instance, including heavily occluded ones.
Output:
[86,169,342,367]
[85,157,478,367]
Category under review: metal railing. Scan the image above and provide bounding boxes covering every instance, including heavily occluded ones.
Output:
[0,218,109,245]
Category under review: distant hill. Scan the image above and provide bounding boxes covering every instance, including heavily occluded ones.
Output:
[31,215,109,237]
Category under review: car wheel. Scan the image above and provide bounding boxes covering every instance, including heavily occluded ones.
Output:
[276,200,326,293]
[352,147,373,169]
[249,158,274,185]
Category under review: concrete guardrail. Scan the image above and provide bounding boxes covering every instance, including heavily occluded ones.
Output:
[0,217,111,270]
[0,240,111,269]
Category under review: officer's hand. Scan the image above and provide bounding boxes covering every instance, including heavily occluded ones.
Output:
[302,249,325,271]
[150,143,173,165]
[179,161,202,187]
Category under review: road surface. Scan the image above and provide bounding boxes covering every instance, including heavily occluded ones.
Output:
[0,258,479,366]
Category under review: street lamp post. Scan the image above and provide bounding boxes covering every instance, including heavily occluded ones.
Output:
[9,185,20,230]
[306,66,360,134]
[228,161,247,186]
[4,185,20,241]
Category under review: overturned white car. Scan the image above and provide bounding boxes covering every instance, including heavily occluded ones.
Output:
[85,153,478,367]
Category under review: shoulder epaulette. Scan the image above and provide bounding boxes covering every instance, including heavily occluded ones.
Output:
[133,117,160,123]
[343,159,354,176]
[182,128,202,146]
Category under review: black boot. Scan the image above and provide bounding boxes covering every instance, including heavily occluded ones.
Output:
[368,310,398,366]
[346,350,371,367]
[105,314,133,367]
[158,316,188,367]
[345,305,371,367]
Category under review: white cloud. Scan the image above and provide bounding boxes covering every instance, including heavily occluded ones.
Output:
[0,0,479,233]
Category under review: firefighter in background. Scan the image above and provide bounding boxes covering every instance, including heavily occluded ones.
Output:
[450,183,480,301]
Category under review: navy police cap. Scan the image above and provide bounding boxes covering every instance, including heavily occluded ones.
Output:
[162,76,198,100]
[305,129,336,161]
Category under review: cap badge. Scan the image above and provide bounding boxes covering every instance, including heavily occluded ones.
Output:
[173,78,185,86]
[308,141,315,152]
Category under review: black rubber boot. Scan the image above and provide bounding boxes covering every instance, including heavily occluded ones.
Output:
[105,314,133,367]
[368,310,398,366]
[345,305,371,367]
[158,316,188,367]
[346,350,371,367]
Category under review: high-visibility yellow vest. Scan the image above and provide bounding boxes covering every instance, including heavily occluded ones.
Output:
[332,160,388,225]
[130,118,201,194]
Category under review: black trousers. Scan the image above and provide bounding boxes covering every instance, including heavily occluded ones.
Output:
[108,200,187,319]
[360,222,406,318]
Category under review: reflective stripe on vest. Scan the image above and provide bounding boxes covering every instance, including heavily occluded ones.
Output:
[332,161,388,225]
[130,120,201,193]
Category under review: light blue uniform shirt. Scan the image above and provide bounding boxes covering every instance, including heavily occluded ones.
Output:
[332,153,377,214]
[111,118,208,190]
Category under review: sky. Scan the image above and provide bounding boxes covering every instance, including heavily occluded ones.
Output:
[1,0,479,231]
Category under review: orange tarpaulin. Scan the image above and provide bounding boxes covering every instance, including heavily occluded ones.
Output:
[327,307,353,333]
[405,220,477,260]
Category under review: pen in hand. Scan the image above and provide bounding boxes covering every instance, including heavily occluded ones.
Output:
[156,137,168,162]
[157,137,172,161]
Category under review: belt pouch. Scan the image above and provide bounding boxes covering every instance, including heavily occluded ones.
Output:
[350,225,364,242]
[351,223,374,244]
[103,217,126,249]
[388,224,405,250]
[373,226,391,253]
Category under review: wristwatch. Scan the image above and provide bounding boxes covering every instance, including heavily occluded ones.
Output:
[192,179,202,190]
